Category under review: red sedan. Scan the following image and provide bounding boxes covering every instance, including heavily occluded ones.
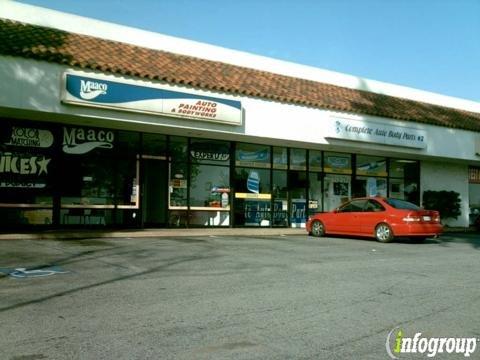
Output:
[306,197,442,243]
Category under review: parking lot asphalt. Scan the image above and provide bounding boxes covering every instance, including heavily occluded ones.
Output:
[1,233,479,359]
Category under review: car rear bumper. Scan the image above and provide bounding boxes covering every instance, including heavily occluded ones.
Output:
[392,223,443,237]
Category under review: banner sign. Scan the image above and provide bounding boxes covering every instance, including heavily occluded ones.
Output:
[62,71,242,125]
[328,117,427,149]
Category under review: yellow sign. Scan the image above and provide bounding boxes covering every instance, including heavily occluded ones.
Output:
[235,193,271,200]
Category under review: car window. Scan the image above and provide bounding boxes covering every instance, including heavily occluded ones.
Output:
[338,199,367,212]
[365,200,385,212]
[385,198,420,210]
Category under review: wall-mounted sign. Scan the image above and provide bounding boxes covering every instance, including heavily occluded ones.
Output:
[62,126,114,154]
[328,117,427,149]
[62,71,242,126]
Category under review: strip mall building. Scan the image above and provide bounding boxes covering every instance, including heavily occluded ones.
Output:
[1,2,480,230]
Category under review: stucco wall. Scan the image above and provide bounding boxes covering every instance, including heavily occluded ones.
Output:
[1,57,480,165]
[421,162,469,227]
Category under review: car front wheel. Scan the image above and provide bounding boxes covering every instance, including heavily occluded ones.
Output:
[310,220,325,237]
[375,223,394,243]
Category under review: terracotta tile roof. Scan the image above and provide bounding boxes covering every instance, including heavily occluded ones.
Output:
[2,19,480,132]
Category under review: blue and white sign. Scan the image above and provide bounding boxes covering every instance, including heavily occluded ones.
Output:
[329,117,427,149]
[62,71,242,125]
[247,171,260,194]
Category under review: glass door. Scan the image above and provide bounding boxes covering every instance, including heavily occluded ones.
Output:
[142,156,168,227]
[288,170,307,228]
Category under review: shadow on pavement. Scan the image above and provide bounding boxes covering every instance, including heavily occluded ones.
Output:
[420,232,480,250]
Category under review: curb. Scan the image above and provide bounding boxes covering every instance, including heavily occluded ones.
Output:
[0,228,307,241]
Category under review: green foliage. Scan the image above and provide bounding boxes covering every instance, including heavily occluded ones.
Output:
[422,190,461,221]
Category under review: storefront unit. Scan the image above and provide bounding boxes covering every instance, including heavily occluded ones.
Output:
[0,118,423,229]
[1,3,480,229]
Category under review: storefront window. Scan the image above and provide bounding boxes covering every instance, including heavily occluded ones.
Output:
[309,150,322,172]
[234,167,271,226]
[0,208,53,226]
[59,125,118,226]
[357,155,387,177]
[354,176,387,197]
[115,131,140,207]
[59,126,116,207]
[273,170,288,226]
[189,165,230,208]
[0,123,55,207]
[389,159,419,203]
[324,152,352,174]
[235,143,270,168]
[290,148,306,170]
[308,172,322,214]
[142,133,167,156]
[170,136,188,163]
[289,171,307,227]
[189,210,230,226]
[323,174,351,211]
[273,147,287,169]
[169,162,187,208]
[469,167,480,226]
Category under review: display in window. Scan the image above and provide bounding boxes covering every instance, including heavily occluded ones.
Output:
[189,164,229,208]
[208,187,230,208]
[324,153,352,174]
[273,147,287,169]
[309,150,322,172]
[290,149,306,170]
[247,171,260,194]
[235,143,270,168]
[324,174,351,211]
[190,141,230,162]
[356,156,387,176]
[3,127,54,148]
[0,151,52,190]
[333,182,349,196]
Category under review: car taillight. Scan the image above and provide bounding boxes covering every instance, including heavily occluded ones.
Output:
[433,215,440,223]
[403,215,421,223]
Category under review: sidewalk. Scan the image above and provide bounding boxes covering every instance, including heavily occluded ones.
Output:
[0,227,306,241]
[0,226,474,241]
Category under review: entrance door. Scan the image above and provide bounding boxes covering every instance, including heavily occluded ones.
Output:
[142,158,167,227]
[288,171,307,228]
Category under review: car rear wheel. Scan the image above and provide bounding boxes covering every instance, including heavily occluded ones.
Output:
[310,220,325,237]
[375,223,394,243]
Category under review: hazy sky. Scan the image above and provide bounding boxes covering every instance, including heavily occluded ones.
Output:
[17,0,480,102]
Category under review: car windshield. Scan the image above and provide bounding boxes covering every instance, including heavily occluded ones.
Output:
[386,198,421,210]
